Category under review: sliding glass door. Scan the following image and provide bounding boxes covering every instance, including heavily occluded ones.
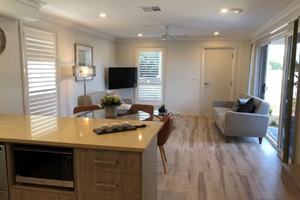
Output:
[264,37,287,145]
[280,32,300,159]
[256,37,288,147]
[250,21,297,160]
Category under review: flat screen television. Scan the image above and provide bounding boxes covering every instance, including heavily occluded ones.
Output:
[108,67,137,89]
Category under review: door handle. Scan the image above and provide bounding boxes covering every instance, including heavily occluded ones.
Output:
[204,82,211,85]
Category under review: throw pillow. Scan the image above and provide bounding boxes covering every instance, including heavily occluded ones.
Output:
[232,98,249,111]
[236,97,255,113]
[106,91,124,104]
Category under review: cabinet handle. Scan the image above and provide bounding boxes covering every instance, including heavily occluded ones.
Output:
[94,159,118,164]
[95,182,118,188]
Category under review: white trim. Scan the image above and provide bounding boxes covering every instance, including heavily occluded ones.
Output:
[39,11,115,41]
[200,46,237,116]
[15,0,47,9]
[117,36,250,42]
[250,0,300,39]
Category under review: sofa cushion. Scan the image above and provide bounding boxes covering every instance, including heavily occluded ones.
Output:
[212,107,232,125]
[232,98,249,111]
[216,112,226,132]
[106,91,125,104]
[238,93,269,114]
[118,103,131,110]
[236,97,255,113]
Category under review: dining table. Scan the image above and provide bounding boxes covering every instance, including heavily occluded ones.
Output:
[71,109,150,121]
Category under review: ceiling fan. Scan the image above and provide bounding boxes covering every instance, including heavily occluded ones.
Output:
[161,26,177,40]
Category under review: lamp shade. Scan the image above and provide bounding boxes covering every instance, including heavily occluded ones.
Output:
[73,66,96,77]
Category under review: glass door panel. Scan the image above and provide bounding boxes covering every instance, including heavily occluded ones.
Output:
[264,37,286,145]
[280,33,300,159]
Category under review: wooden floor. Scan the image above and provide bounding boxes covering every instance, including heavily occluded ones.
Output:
[157,115,299,200]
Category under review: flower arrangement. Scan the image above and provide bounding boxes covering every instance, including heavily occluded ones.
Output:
[100,96,122,108]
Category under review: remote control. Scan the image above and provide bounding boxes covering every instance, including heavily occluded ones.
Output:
[134,124,147,128]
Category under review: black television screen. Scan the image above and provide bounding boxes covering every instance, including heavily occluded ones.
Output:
[108,67,137,89]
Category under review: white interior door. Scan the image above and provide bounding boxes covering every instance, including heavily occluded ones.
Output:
[203,48,234,116]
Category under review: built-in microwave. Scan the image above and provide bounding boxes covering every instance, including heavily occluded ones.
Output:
[14,145,74,188]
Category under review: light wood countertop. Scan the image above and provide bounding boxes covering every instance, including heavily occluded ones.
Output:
[0,114,163,152]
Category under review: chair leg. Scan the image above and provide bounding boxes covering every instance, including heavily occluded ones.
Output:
[159,146,167,173]
[161,145,167,161]
[226,136,229,143]
[258,137,263,144]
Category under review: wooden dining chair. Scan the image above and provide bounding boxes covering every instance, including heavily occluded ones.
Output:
[129,104,154,121]
[73,105,101,114]
[157,113,174,173]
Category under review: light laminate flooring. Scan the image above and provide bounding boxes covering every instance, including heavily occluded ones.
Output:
[157,115,299,200]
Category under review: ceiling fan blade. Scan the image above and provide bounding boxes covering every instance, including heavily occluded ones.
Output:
[160,26,190,41]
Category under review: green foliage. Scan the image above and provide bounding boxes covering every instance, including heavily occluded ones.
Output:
[269,107,273,116]
[269,61,283,70]
[161,104,165,108]
[100,96,122,108]
[270,120,277,126]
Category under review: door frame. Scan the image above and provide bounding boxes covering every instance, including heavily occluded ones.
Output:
[200,46,237,116]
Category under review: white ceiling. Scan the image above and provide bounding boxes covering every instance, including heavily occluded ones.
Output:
[40,0,295,40]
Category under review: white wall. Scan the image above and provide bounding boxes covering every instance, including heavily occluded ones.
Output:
[0,17,116,116]
[0,17,24,114]
[116,39,251,115]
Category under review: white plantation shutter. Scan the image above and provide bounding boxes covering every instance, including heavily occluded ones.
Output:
[22,27,58,116]
[137,48,165,105]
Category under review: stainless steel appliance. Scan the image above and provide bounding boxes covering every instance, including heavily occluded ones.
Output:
[0,144,9,200]
[14,145,74,188]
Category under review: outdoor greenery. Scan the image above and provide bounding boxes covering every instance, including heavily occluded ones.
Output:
[269,61,283,70]
[269,106,273,116]
[270,119,277,126]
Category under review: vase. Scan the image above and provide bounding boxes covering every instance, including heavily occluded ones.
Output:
[105,106,117,118]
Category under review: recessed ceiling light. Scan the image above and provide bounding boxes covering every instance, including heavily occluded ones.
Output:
[231,8,244,14]
[221,9,228,13]
[100,13,106,17]
[138,34,142,37]
[214,32,219,35]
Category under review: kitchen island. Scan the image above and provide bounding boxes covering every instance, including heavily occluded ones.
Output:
[0,114,163,200]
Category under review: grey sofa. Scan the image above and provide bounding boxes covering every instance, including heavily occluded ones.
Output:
[212,93,270,143]
[78,90,133,110]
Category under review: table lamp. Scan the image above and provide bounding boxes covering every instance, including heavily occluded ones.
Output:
[73,66,96,105]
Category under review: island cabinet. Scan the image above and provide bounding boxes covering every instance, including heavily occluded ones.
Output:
[7,135,157,200]
[75,135,157,200]
[0,114,162,200]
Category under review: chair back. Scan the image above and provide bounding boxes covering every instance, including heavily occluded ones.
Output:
[157,113,174,146]
[73,105,101,114]
[129,104,154,121]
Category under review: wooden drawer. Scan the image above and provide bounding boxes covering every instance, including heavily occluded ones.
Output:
[77,192,139,200]
[76,170,141,199]
[10,188,76,200]
[76,148,141,175]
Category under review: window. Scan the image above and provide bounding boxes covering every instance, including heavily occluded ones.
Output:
[136,48,165,105]
[21,26,58,116]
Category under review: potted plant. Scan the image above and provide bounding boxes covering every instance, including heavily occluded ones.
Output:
[100,96,122,118]
[158,104,166,113]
